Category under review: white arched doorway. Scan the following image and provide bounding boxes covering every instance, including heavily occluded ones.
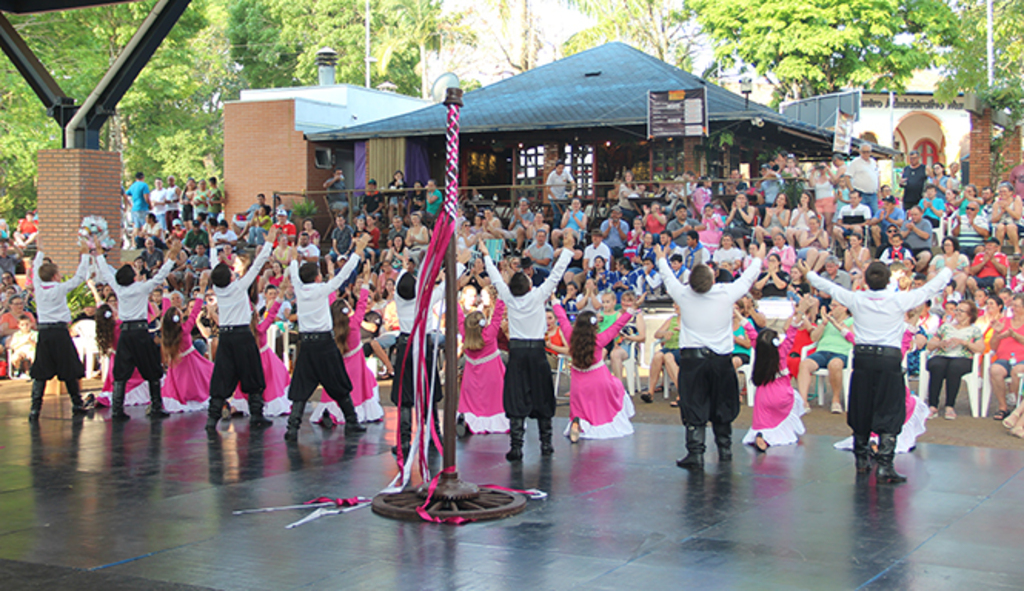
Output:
[896,112,946,166]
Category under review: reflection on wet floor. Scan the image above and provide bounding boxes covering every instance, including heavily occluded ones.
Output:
[2,398,1024,590]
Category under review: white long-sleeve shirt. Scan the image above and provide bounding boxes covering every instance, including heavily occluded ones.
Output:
[807,267,952,348]
[485,248,573,340]
[214,241,273,327]
[287,254,360,333]
[33,252,90,324]
[97,256,174,322]
[657,256,763,355]
[394,262,466,334]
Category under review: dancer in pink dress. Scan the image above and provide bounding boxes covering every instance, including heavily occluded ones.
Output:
[94,304,151,408]
[742,297,812,451]
[456,298,509,434]
[311,281,384,426]
[229,283,292,417]
[553,303,635,442]
[161,279,213,413]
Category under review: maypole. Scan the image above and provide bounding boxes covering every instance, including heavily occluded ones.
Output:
[372,81,526,523]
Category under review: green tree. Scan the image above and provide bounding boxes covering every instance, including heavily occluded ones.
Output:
[563,0,700,70]
[692,0,959,105]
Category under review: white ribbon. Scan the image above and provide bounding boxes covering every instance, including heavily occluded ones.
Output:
[465,350,501,366]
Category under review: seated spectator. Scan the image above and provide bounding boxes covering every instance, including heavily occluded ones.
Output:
[139,237,164,274]
[295,231,320,263]
[184,215,210,253]
[768,233,796,273]
[869,195,906,251]
[755,253,790,298]
[785,191,817,247]
[136,213,166,250]
[925,300,983,420]
[899,206,934,272]
[406,211,430,252]
[14,211,38,250]
[952,199,990,256]
[990,181,1022,256]
[642,305,680,403]
[0,241,22,277]
[583,228,612,276]
[919,184,946,228]
[930,236,970,293]
[509,198,535,251]
[754,194,790,245]
[795,213,830,272]
[796,301,853,411]
[731,301,756,372]
[677,230,709,270]
[272,209,297,246]
[554,197,588,246]
[697,203,725,249]
[8,315,37,378]
[879,230,915,266]
[967,238,1008,293]
[524,229,554,272]
[831,190,870,249]
[712,234,745,273]
[242,205,272,246]
[600,206,629,260]
[211,219,238,259]
[988,294,1024,421]
[724,193,757,248]
[665,206,695,249]
[642,202,667,240]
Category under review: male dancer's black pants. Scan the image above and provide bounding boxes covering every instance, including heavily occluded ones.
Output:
[31,323,86,409]
[207,327,266,421]
[848,346,906,437]
[675,350,740,427]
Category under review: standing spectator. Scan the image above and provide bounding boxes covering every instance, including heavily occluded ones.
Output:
[900,150,928,210]
[207,177,224,222]
[150,178,169,230]
[967,238,1008,293]
[847,144,880,216]
[193,178,210,217]
[181,177,197,222]
[952,199,990,256]
[125,172,151,231]
[165,175,182,227]
[615,170,641,224]
[545,160,576,222]
[323,168,347,215]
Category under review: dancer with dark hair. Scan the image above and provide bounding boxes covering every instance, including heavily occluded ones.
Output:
[804,259,952,483]
[160,272,213,413]
[655,241,766,470]
[552,303,635,442]
[283,234,369,442]
[98,240,181,420]
[27,246,92,421]
[484,231,576,461]
[204,226,278,433]
[742,296,813,452]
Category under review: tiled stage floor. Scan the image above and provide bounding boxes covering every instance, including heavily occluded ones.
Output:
[1,398,1022,590]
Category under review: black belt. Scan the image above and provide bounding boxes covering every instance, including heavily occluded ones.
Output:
[509,339,545,350]
[677,347,726,359]
[854,344,902,359]
[300,331,333,342]
[122,320,149,331]
[220,325,250,333]
[38,322,67,330]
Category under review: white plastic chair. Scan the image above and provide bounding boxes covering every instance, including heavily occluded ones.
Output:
[71,319,100,379]
[799,344,853,408]
[736,347,755,407]
[553,354,571,402]
[919,350,990,417]
[622,340,643,397]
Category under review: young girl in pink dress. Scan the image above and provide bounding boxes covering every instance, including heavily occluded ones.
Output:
[698,204,724,252]
[160,291,212,413]
[311,281,384,426]
[94,303,151,409]
[229,284,292,417]
[742,315,807,452]
[457,298,509,434]
[553,304,635,442]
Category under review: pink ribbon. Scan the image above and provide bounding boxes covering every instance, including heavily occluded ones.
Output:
[304,496,370,508]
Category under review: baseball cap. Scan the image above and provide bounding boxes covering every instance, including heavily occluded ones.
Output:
[882,196,896,204]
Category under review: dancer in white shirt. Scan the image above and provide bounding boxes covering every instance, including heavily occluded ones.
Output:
[283,235,368,442]
[204,227,278,433]
[484,232,575,461]
[655,242,766,469]
[27,246,92,421]
[803,260,952,483]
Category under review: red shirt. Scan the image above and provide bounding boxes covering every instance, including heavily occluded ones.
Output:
[368,227,381,249]
[273,222,297,247]
[972,251,1008,279]
[18,219,38,235]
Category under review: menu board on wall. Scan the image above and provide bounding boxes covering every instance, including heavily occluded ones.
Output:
[648,89,708,138]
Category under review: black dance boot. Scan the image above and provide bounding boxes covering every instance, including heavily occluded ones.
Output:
[205,397,223,433]
[248,390,273,428]
[538,418,555,456]
[111,381,130,421]
[146,381,170,419]
[284,400,306,442]
[28,379,45,422]
[506,417,525,462]
[337,394,366,434]
[875,433,907,484]
[391,407,412,457]
[676,425,706,470]
[712,422,733,462]
[66,380,88,416]
[853,433,873,474]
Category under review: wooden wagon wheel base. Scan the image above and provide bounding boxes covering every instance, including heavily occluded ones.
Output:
[372,487,527,522]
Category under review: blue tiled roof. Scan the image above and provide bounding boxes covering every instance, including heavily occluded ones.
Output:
[307,42,897,156]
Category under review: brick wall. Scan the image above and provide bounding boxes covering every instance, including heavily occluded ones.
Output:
[36,150,122,274]
[223,100,312,219]
[682,137,702,176]
[970,109,992,188]
[1001,126,1022,181]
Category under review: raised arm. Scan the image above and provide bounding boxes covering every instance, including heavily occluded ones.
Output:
[181,296,204,334]
[552,303,574,341]
[483,254,513,303]
[778,323,798,359]
[325,253,362,293]
[483,299,506,341]
[656,255,686,304]
[722,256,764,303]
[596,311,634,349]
[457,302,466,338]
[535,247,574,301]
[258,299,283,334]
[238,240,274,292]
[95,255,116,286]
[893,266,953,311]
[806,270,856,309]
[31,250,44,287]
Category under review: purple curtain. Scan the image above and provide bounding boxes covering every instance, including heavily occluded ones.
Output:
[354,141,367,197]
[405,138,430,185]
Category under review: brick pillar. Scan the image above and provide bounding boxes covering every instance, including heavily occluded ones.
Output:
[969,109,992,188]
[1001,126,1022,181]
[682,137,702,176]
[37,150,122,273]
